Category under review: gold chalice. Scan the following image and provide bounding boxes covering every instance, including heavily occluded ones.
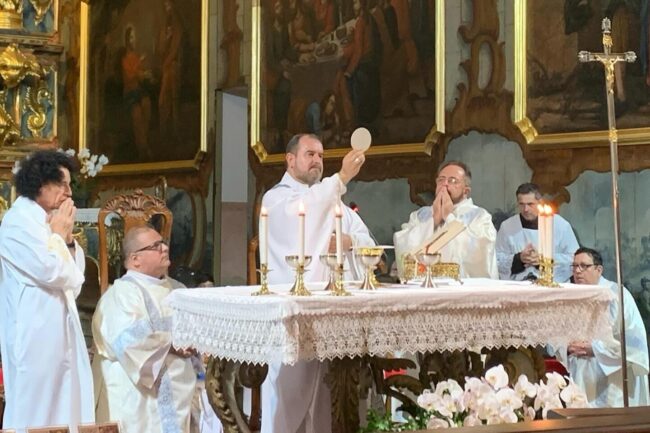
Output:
[415,252,441,288]
[285,255,312,296]
[320,254,338,291]
[356,246,384,290]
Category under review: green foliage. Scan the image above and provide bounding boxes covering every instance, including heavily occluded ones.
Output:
[358,408,429,433]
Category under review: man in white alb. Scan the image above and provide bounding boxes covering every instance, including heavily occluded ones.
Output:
[92,226,199,433]
[496,183,579,283]
[0,150,94,432]
[261,133,374,433]
[393,161,498,280]
[553,247,649,407]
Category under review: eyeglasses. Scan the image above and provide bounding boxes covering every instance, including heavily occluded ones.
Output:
[570,263,596,271]
[133,239,168,254]
[435,176,462,185]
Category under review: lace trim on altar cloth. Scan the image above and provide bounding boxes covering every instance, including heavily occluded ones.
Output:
[167,283,613,366]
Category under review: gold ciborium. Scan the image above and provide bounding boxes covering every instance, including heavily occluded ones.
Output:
[356,246,384,290]
[415,252,440,288]
[286,255,312,296]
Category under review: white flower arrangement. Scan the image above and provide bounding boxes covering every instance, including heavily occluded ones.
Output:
[414,365,588,429]
[62,148,109,179]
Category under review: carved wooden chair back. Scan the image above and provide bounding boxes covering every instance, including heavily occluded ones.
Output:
[77,422,121,433]
[98,190,172,293]
[26,427,69,433]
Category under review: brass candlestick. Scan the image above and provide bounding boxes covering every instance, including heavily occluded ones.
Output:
[415,252,440,288]
[331,263,350,296]
[536,256,559,287]
[251,264,274,296]
[286,255,312,296]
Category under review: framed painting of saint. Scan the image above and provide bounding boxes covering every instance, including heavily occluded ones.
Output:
[78,0,208,174]
[514,0,650,148]
[250,0,446,163]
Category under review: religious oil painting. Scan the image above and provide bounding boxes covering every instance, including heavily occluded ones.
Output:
[514,0,650,147]
[80,0,207,172]
[251,0,445,162]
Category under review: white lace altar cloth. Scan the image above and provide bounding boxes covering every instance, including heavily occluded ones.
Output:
[166,278,614,365]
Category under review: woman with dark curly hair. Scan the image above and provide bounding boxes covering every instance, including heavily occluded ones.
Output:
[0,150,94,431]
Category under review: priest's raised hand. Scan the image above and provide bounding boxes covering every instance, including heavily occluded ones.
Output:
[338,149,366,184]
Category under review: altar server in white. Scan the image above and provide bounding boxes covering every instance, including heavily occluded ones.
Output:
[554,247,649,407]
[393,161,498,280]
[92,226,199,433]
[496,183,579,282]
[0,150,93,432]
[261,133,374,433]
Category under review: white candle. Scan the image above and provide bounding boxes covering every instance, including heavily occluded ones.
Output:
[10,185,16,204]
[298,201,305,265]
[335,204,343,265]
[544,204,554,259]
[259,206,268,266]
[537,204,545,257]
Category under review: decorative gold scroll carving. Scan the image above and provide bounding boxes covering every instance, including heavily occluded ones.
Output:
[24,78,52,138]
[0,0,22,29]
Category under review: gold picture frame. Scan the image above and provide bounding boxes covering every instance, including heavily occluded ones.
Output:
[250,0,446,163]
[78,0,208,174]
[514,0,650,149]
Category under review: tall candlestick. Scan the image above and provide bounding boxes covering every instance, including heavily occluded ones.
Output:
[259,206,268,265]
[335,204,343,265]
[298,201,305,265]
[537,204,545,257]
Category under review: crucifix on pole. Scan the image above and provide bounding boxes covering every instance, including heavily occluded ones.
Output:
[577,17,636,408]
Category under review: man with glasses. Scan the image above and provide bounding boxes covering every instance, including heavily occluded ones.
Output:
[552,247,649,407]
[91,226,201,433]
[394,160,498,280]
[0,150,94,431]
[495,183,578,282]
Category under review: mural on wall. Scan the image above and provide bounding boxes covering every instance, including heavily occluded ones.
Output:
[252,0,443,159]
[523,0,650,135]
[84,0,203,165]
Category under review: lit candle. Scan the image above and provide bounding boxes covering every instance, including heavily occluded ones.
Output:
[259,206,268,266]
[298,201,305,265]
[335,204,343,265]
[537,204,545,257]
[544,204,554,260]
[10,185,16,204]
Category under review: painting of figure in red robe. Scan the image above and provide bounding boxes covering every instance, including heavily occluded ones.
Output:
[87,0,202,164]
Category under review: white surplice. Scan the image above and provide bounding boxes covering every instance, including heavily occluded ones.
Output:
[553,277,649,407]
[496,214,579,282]
[261,171,375,433]
[0,196,93,433]
[393,198,498,280]
[92,271,196,433]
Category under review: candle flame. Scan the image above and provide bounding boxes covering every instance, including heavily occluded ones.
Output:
[543,204,553,215]
[335,204,342,217]
[260,206,268,217]
[299,201,305,215]
[537,204,545,215]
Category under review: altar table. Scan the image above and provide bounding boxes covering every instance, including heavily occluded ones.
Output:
[166,279,614,432]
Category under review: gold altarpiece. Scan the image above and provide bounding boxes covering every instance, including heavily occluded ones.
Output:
[0,0,60,213]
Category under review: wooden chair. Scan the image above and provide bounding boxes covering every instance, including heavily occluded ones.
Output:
[98,190,173,293]
[26,426,69,433]
[0,429,16,433]
[77,422,121,433]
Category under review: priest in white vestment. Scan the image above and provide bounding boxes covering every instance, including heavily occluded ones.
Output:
[553,247,649,407]
[0,150,94,432]
[92,226,198,433]
[393,161,498,280]
[496,183,579,283]
[261,133,373,433]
